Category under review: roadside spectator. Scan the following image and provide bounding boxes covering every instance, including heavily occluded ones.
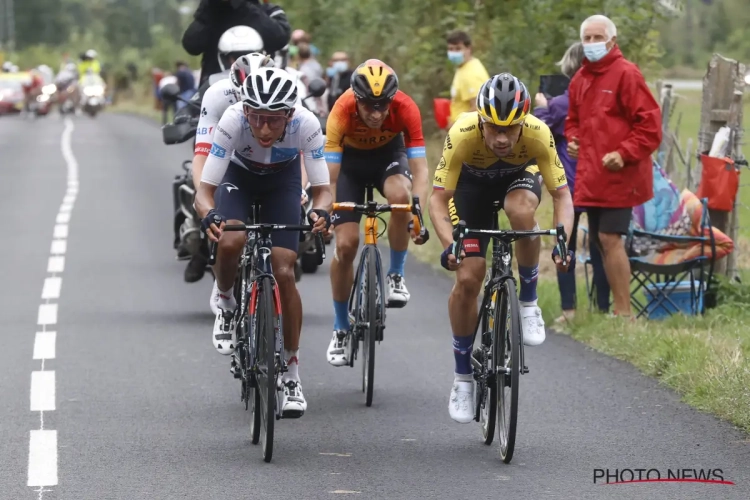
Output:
[445,30,489,128]
[291,29,320,57]
[326,51,352,110]
[297,42,323,85]
[174,61,196,110]
[534,41,610,321]
[565,15,662,318]
[181,0,291,86]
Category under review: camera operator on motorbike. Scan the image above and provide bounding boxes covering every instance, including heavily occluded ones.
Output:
[55,63,80,114]
[182,0,291,87]
[196,67,332,415]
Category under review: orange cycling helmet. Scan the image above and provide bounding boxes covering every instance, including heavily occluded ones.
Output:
[350,59,399,109]
[476,72,530,127]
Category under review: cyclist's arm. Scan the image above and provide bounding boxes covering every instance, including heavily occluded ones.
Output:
[323,101,347,202]
[429,130,462,248]
[537,131,574,245]
[196,108,240,219]
[401,96,429,202]
[301,118,332,211]
[192,85,225,186]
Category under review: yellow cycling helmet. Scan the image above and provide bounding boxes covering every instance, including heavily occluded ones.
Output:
[476,73,530,126]
[350,59,399,109]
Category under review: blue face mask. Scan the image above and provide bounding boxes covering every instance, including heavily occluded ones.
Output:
[447,50,464,65]
[333,61,349,73]
[583,41,610,62]
[326,66,337,78]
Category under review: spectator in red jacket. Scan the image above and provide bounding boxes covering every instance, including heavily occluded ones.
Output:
[565,14,662,318]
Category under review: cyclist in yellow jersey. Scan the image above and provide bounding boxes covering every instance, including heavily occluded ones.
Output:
[428,73,574,424]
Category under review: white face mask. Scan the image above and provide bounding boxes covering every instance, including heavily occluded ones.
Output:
[583,40,610,62]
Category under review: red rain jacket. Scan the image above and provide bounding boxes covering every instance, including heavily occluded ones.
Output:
[565,46,662,208]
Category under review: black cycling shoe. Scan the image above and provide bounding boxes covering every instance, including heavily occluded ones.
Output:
[184,254,207,283]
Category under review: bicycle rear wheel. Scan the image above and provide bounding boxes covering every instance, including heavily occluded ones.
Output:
[496,279,520,463]
[361,246,378,407]
[247,282,261,445]
[255,277,277,462]
[480,288,498,445]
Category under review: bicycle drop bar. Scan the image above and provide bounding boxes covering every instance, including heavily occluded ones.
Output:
[333,195,426,237]
[452,221,568,265]
[207,223,325,266]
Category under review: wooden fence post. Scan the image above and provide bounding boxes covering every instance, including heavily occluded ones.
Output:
[697,54,746,277]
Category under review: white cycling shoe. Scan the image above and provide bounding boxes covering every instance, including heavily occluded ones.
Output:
[209,280,220,316]
[280,380,307,418]
[449,380,475,424]
[522,304,546,346]
[326,330,349,367]
[212,308,236,355]
[386,273,410,308]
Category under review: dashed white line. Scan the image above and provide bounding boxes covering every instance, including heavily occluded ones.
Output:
[33,332,56,360]
[28,116,78,494]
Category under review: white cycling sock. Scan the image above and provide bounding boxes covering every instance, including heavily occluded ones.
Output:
[454,373,473,383]
[284,349,300,382]
[217,288,236,312]
[520,299,538,308]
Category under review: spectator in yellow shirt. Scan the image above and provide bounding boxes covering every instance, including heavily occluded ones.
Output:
[446,30,489,127]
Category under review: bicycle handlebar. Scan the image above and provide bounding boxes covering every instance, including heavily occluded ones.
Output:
[207,222,326,266]
[452,221,567,266]
[333,195,427,239]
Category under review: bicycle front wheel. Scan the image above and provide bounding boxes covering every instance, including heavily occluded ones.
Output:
[361,246,378,407]
[496,279,520,463]
[256,277,277,462]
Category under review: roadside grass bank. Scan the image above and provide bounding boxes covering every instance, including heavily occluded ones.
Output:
[115,96,750,434]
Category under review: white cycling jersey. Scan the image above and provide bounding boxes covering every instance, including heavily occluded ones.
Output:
[194,75,307,156]
[201,101,328,186]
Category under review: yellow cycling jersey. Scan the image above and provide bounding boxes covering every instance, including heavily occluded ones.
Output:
[433,112,568,192]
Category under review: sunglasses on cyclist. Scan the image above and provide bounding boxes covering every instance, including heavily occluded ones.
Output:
[356,99,392,113]
[243,106,290,129]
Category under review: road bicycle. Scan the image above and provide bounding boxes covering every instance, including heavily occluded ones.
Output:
[453,201,567,463]
[208,201,325,462]
[332,185,426,407]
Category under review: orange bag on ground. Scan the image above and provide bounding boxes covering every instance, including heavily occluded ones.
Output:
[697,154,740,212]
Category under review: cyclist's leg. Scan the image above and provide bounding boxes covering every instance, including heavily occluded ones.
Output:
[378,138,413,305]
[327,151,366,365]
[447,178,495,423]
[210,163,253,354]
[502,166,545,346]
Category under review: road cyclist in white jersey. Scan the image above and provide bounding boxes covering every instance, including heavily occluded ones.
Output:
[195,52,316,311]
[196,67,333,416]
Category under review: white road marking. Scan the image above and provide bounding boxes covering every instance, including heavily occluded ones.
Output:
[30,372,56,411]
[53,224,68,239]
[28,116,78,493]
[50,240,66,255]
[27,431,58,487]
[37,304,58,325]
[33,332,56,360]
[47,257,65,273]
[41,278,62,300]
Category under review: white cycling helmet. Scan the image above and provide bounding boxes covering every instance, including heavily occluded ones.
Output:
[1,61,12,72]
[230,52,275,90]
[217,26,264,71]
[85,49,98,59]
[241,67,298,111]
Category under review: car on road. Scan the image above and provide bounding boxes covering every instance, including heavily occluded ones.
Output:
[0,73,27,115]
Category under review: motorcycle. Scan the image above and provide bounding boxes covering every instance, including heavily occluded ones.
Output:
[81,79,105,117]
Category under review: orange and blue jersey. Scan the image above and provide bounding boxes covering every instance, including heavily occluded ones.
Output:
[323,89,426,162]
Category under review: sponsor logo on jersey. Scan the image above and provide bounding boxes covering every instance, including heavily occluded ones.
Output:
[289,118,301,135]
[197,127,209,135]
[241,145,253,156]
[311,145,324,159]
[195,142,211,156]
[444,134,453,150]
[210,143,227,158]
[460,124,476,133]
[306,129,321,143]
[270,147,299,163]
[223,89,234,97]
[464,239,480,253]
[525,123,541,131]
[548,131,554,148]
[201,107,207,117]
[217,126,232,140]
[554,154,562,168]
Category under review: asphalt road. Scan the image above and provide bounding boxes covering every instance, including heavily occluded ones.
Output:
[1,111,749,500]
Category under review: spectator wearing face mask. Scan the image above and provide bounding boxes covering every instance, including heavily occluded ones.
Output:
[296,42,323,85]
[326,51,352,110]
[445,30,489,128]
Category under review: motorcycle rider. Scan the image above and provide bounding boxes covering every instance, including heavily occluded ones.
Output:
[77,50,102,82]
[181,0,291,86]
[55,63,80,114]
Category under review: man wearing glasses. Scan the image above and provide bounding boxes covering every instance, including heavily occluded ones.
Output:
[323,59,429,367]
[196,67,333,417]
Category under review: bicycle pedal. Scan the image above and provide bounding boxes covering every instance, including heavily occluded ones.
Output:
[522,365,530,374]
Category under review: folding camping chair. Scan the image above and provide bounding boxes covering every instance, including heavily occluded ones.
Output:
[627,198,716,319]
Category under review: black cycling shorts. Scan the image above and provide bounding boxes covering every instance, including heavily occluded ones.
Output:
[334,135,412,226]
[449,166,542,258]
[214,158,302,253]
